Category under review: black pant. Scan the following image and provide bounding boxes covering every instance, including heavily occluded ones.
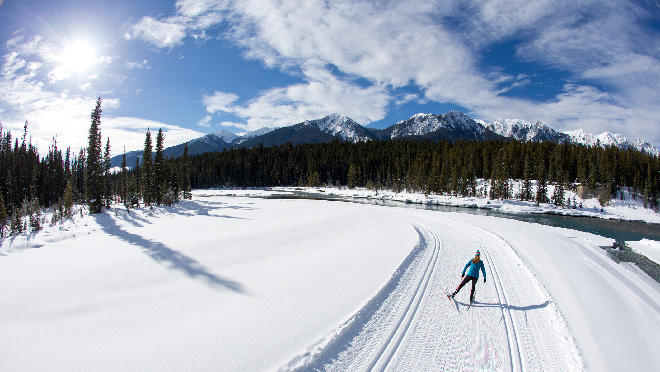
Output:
[453,275,478,301]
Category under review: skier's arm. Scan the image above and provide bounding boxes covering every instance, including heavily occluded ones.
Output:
[481,262,486,282]
[462,261,470,277]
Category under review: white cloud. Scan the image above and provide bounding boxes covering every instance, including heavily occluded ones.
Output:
[129,17,187,49]
[395,93,420,107]
[203,65,390,131]
[197,115,212,127]
[127,0,229,48]
[126,59,151,70]
[203,91,239,113]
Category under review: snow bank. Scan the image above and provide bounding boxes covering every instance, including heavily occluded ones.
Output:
[273,184,660,224]
[627,239,660,265]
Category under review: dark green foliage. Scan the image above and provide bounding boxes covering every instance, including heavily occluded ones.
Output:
[103,137,112,208]
[141,130,154,206]
[86,97,104,213]
[181,142,192,200]
[0,191,7,237]
[154,129,166,205]
[180,139,659,209]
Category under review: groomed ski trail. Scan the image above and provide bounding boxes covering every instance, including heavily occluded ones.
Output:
[279,209,583,372]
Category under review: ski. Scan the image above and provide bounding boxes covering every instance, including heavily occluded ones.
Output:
[444,290,459,313]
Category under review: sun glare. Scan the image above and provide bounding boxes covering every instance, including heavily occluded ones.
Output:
[58,40,96,75]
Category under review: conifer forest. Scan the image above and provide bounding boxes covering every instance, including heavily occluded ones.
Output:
[0,99,659,238]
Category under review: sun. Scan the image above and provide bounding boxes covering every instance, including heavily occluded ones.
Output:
[57,39,96,75]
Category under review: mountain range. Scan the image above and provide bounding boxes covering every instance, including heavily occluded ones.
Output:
[112,111,659,167]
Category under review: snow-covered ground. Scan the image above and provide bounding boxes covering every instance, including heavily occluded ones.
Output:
[627,239,660,265]
[2,190,660,371]
[270,183,660,224]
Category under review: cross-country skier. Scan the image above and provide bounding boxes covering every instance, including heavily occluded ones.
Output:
[450,250,486,303]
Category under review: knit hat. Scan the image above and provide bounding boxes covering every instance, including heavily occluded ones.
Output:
[475,250,480,256]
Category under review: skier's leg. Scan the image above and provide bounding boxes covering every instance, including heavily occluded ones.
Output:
[469,277,477,302]
[453,275,474,297]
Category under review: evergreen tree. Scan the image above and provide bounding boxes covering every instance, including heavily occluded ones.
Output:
[121,149,129,208]
[0,191,7,237]
[86,97,104,213]
[536,167,549,205]
[141,129,154,206]
[347,163,357,188]
[154,129,166,205]
[103,137,112,208]
[181,142,192,200]
[551,172,566,207]
[63,179,74,218]
[10,208,22,235]
[521,155,533,201]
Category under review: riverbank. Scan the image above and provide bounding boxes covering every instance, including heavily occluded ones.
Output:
[266,185,660,225]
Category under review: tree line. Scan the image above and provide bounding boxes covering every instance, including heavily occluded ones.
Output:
[0,98,191,237]
[187,139,659,208]
[2,98,659,238]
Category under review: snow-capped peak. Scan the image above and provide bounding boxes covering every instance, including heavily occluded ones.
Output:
[390,111,484,139]
[234,127,278,144]
[479,118,564,143]
[563,129,660,156]
[302,114,371,142]
[210,129,239,143]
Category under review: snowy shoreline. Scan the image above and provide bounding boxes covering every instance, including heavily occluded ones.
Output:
[198,185,660,225]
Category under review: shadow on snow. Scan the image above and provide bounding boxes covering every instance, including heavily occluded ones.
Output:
[458,300,551,311]
[95,209,247,294]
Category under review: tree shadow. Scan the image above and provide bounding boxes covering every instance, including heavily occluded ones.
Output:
[95,213,247,293]
[112,199,253,225]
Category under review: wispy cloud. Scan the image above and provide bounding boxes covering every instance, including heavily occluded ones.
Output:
[126,17,187,49]
[197,115,212,127]
[126,59,151,70]
[203,91,239,114]
[202,65,390,131]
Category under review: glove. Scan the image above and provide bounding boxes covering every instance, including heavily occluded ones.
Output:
[483,278,486,283]
[461,275,464,278]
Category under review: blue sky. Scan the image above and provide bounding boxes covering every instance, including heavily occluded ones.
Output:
[1,0,659,155]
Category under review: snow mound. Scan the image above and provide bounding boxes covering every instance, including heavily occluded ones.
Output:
[627,239,660,265]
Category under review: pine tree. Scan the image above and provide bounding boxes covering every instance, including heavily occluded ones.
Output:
[86,97,104,213]
[103,137,112,208]
[154,129,166,205]
[181,142,192,200]
[0,191,7,237]
[552,172,565,207]
[63,179,74,218]
[141,129,154,206]
[521,155,533,201]
[10,208,22,235]
[121,149,129,208]
[347,163,357,188]
[536,167,549,205]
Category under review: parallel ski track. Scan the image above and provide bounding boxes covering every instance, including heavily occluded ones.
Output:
[367,220,441,372]
[441,217,525,372]
[391,211,582,372]
[280,208,583,372]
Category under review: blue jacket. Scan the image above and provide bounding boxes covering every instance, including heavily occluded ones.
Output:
[462,259,486,280]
